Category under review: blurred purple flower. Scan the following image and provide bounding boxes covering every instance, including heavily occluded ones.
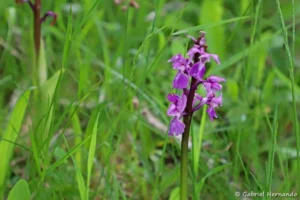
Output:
[167,93,187,118]
[169,117,186,136]
[203,76,225,93]
[167,93,187,136]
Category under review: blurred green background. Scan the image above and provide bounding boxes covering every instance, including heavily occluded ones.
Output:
[0,0,299,199]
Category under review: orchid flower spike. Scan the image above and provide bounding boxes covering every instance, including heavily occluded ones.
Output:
[167,32,225,136]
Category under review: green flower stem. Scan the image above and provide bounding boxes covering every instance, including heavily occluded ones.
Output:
[180,77,197,200]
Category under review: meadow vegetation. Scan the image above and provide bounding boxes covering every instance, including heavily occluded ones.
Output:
[0,0,299,199]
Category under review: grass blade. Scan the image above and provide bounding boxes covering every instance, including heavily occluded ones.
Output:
[172,16,250,35]
[85,110,101,200]
[275,1,300,190]
[192,105,207,177]
[0,90,31,199]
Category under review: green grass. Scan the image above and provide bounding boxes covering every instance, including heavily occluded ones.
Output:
[0,0,299,199]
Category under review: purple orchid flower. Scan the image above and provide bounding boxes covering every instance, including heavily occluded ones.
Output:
[168,54,189,71]
[173,72,189,89]
[167,93,187,118]
[169,117,186,136]
[203,76,226,93]
[167,32,225,136]
[193,92,223,121]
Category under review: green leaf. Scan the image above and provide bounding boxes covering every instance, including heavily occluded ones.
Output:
[169,187,180,200]
[262,70,275,101]
[0,90,31,199]
[39,68,65,100]
[36,68,65,149]
[76,165,86,200]
[85,110,101,200]
[7,179,31,200]
[192,106,206,174]
[38,39,47,85]
[240,0,251,14]
[226,79,239,102]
